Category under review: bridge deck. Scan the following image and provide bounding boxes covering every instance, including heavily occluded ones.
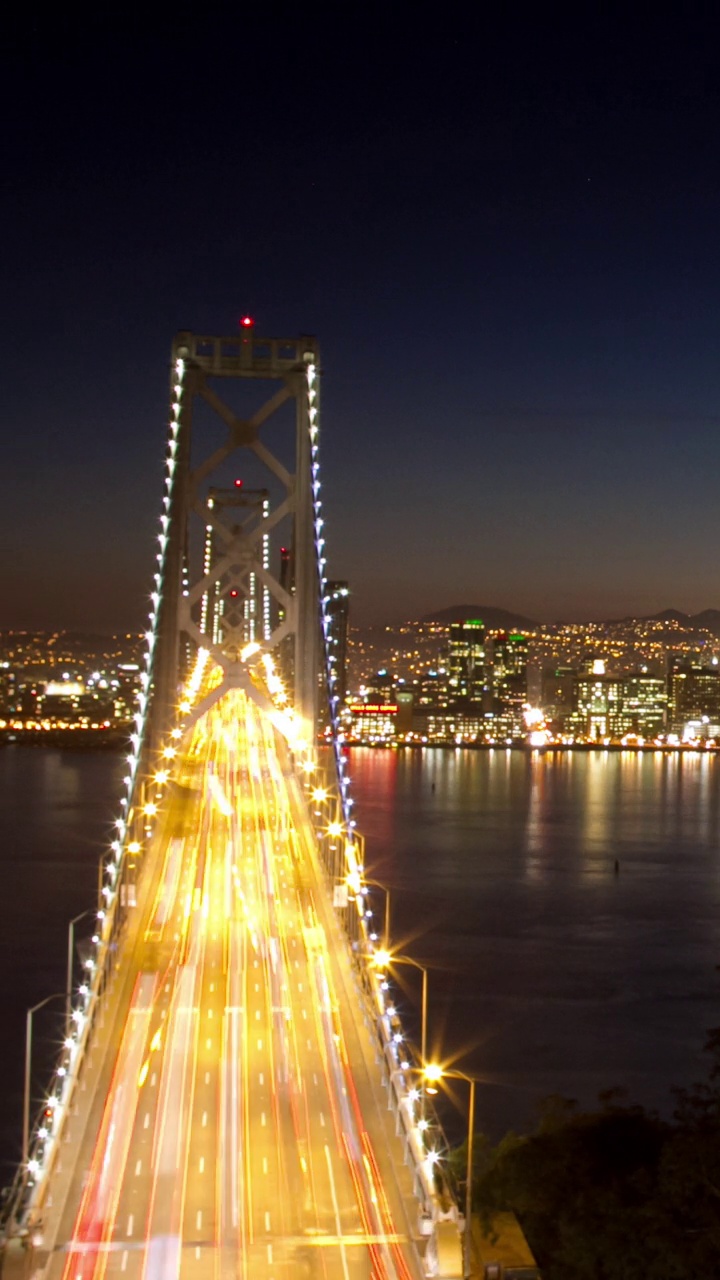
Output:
[28,692,423,1280]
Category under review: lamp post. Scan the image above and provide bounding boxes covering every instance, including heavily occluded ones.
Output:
[424,1063,478,1279]
[373,950,428,1117]
[67,910,93,1028]
[23,993,65,1171]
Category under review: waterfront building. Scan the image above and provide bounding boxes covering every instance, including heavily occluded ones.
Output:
[573,664,624,739]
[418,709,491,743]
[344,700,398,742]
[619,672,667,737]
[415,667,450,708]
[491,631,529,737]
[668,660,720,732]
[447,620,490,710]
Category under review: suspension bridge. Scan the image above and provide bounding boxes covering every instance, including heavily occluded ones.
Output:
[1,332,465,1279]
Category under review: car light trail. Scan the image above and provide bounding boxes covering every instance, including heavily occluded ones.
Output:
[45,687,424,1280]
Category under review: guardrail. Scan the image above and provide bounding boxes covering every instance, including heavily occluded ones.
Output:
[0,872,123,1245]
[303,749,464,1276]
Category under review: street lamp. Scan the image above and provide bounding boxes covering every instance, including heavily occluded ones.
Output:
[423,1063,478,1280]
[67,910,93,1028]
[23,993,66,1170]
[373,949,428,1117]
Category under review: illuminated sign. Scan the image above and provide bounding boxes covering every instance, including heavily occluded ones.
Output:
[349,704,398,714]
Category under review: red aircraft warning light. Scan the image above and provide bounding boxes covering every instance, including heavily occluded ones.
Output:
[240,315,254,328]
[234,478,243,488]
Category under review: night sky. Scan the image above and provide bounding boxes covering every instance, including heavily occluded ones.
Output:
[3,8,720,629]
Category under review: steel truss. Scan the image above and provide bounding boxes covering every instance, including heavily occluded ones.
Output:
[150,330,320,753]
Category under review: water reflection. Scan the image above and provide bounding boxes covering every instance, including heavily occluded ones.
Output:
[349,747,720,1139]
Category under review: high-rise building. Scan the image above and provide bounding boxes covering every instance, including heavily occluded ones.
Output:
[541,665,577,729]
[491,632,529,737]
[619,673,667,737]
[447,620,489,710]
[573,662,623,739]
[323,581,350,708]
[416,667,450,708]
[668,659,720,732]
[200,485,270,651]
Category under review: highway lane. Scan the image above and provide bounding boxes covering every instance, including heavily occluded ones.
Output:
[43,689,422,1280]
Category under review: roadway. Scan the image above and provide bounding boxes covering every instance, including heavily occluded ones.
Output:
[39,690,423,1280]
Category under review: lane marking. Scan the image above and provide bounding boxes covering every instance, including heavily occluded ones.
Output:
[208,1009,213,1019]
[265,1210,271,1232]
[199,1156,205,1172]
[134,1160,141,1176]
[267,1243,273,1263]
[257,1038,263,1050]
[206,1038,212,1049]
[143,1113,150,1130]
[205,1071,210,1084]
[262,1157,268,1174]
[121,1250,128,1272]
[261,1111,266,1126]
[210,982,215,992]
[126,1214,134,1237]
[319,1112,325,1128]
[196,1210,202,1230]
[150,1073,156,1087]
[259,1072,264,1085]
[313,1073,319,1086]
[202,1111,208,1127]
[324,1145,351,1280]
[255,1010,261,1021]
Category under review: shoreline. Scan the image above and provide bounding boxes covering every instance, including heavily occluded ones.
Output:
[344,740,720,754]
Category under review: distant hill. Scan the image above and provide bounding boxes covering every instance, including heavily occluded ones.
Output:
[608,608,720,636]
[686,609,720,635]
[421,604,539,630]
[647,608,692,624]
[418,605,720,634]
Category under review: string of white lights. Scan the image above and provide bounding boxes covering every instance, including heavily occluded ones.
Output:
[305,358,444,1175]
[21,358,188,1202]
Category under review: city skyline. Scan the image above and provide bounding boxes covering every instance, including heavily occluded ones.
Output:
[4,13,720,629]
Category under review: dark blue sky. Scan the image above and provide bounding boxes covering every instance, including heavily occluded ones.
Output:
[3,8,720,628]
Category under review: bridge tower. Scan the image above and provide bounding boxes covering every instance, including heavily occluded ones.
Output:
[148,329,321,760]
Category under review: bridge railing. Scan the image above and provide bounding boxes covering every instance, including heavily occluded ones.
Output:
[0,870,121,1241]
[302,365,463,1266]
[298,745,463,1259]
